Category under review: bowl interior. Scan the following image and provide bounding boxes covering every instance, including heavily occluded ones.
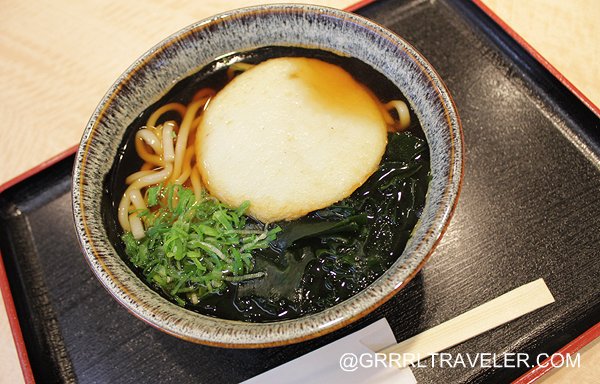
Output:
[72,4,462,347]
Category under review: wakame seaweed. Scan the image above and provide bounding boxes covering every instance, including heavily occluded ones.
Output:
[232,131,429,320]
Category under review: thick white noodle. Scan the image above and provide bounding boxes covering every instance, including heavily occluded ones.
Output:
[118,192,133,231]
[162,121,176,162]
[125,170,155,185]
[190,167,202,201]
[386,100,411,130]
[129,213,146,240]
[128,189,146,211]
[134,162,173,186]
[136,128,162,154]
[118,163,173,231]
[173,100,204,179]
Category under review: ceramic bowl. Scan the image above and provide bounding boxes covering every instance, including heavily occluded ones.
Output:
[72,4,463,347]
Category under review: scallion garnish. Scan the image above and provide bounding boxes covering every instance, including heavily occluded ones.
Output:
[121,184,280,306]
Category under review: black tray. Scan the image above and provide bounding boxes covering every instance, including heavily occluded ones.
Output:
[1,0,599,382]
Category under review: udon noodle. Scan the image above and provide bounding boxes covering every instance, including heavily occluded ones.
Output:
[117,87,214,239]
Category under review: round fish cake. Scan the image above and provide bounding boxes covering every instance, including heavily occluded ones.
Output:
[196,57,387,223]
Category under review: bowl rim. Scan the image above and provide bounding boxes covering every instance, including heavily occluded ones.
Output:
[72,3,464,347]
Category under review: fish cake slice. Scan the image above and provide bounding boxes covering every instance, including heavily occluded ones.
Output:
[197,57,387,223]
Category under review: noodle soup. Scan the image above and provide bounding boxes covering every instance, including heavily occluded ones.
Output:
[75,4,463,346]
[104,46,430,322]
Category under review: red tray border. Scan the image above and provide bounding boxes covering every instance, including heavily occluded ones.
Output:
[512,321,600,384]
[0,1,597,382]
[0,144,77,384]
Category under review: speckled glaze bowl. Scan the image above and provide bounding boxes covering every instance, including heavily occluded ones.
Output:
[72,4,463,347]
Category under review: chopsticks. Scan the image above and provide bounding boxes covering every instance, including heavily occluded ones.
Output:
[379,278,555,367]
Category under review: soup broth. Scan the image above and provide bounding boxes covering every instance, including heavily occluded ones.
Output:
[104,46,430,322]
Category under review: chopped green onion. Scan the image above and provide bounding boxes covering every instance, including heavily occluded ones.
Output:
[121,185,280,306]
[147,185,161,207]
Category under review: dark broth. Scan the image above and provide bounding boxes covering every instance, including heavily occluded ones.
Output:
[104,46,430,322]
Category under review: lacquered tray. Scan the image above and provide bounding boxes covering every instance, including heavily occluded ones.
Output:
[1,0,599,382]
